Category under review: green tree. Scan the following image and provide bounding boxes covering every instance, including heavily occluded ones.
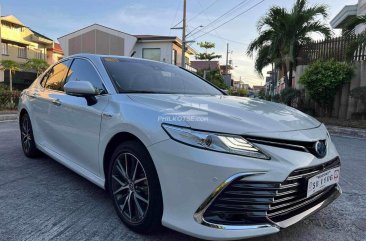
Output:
[247,0,331,88]
[299,59,353,115]
[24,58,49,77]
[343,15,366,61]
[196,69,227,89]
[196,41,222,63]
[195,41,226,88]
[0,60,21,99]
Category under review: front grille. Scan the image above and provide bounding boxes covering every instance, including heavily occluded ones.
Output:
[203,157,340,225]
[246,136,326,158]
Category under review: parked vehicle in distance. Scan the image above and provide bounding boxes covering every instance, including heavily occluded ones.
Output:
[18,54,341,240]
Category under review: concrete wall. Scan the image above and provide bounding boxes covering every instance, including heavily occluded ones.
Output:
[296,62,366,120]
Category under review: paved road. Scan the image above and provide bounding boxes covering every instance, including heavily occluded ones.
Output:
[0,121,365,241]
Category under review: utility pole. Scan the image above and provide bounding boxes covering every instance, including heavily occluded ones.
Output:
[181,0,187,68]
[225,43,229,74]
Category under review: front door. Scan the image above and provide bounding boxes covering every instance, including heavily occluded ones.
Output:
[43,58,109,176]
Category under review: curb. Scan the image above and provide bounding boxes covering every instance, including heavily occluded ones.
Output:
[0,114,17,122]
[326,125,366,139]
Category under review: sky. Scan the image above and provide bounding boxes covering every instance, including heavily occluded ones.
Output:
[1,0,359,86]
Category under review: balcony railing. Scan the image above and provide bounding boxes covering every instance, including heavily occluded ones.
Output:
[185,64,197,73]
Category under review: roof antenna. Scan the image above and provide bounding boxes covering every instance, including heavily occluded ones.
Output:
[130,51,136,57]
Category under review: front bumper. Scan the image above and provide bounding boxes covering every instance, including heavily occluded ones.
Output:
[147,130,341,240]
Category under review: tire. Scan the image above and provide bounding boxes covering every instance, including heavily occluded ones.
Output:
[20,112,40,158]
[108,140,163,234]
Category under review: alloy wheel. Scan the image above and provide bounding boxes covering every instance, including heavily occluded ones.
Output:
[21,116,32,154]
[111,152,149,224]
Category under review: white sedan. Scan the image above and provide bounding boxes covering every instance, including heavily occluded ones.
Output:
[18,54,341,240]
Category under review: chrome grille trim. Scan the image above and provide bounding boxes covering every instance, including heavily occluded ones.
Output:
[195,157,341,228]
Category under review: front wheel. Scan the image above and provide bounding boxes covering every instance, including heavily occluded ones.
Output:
[20,113,39,158]
[108,140,163,233]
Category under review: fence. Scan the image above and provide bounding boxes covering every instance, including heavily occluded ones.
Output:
[297,34,366,65]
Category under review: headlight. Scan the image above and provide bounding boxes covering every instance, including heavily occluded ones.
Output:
[162,124,270,159]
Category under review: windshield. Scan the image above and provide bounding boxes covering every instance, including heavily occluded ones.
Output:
[101,57,223,95]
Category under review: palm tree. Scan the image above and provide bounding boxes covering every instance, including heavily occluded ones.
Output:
[247,7,288,79]
[0,60,21,93]
[343,15,366,60]
[247,0,331,88]
[24,58,49,77]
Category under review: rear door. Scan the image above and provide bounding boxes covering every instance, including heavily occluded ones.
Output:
[46,58,109,176]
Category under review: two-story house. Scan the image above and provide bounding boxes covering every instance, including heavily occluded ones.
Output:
[330,0,366,34]
[57,24,197,70]
[0,15,63,88]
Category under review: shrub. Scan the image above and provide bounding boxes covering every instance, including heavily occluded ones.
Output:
[0,85,21,110]
[196,69,228,89]
[299,59,353,108]
[272,94,281,102]
[280,88,301,106]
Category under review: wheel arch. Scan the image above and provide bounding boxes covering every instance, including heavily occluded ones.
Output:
[103,132,160,191]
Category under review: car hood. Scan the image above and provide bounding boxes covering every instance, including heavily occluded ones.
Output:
[128,94,321,134]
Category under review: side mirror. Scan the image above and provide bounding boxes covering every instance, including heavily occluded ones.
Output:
[64,81,98,105]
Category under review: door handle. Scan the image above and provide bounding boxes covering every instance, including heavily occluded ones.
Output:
[52,99,62,106]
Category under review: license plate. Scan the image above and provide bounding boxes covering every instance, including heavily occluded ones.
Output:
[307,167,340,198]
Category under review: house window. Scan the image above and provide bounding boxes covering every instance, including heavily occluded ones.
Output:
[172,49,177,65]
[35,50,43,59]
[2,43,9,55]
[18,46,27,58]
[142,48,161,61]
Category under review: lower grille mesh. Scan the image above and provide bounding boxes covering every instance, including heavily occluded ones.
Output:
[203,158,340,225]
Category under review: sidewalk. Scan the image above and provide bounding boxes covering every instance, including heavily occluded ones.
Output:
[0,111,17,122]
[326,125,366,139]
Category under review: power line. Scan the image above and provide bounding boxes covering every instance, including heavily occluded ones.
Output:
[169,0,182,33]
[192,0,266,41]
[187,0,220,23]
[172,0,220,31]
[188,0,250,37]
[206,32,248,45]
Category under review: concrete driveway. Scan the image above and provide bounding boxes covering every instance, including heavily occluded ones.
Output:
[0,121,365,241]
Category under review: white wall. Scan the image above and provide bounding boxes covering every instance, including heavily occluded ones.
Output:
[356,0,366,34]
[132,41,173,63]
[358,0,366,15]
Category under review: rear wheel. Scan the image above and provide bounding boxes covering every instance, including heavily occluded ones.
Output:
[20,113,39,158]
[108,140,163,233]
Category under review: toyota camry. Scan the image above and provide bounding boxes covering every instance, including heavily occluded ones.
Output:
[18,54,341,240]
